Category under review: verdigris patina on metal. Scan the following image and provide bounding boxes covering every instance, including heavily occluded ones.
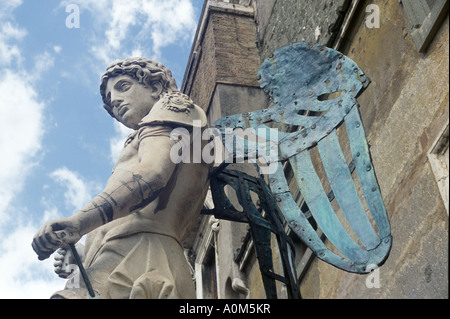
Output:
[211,42,392,297]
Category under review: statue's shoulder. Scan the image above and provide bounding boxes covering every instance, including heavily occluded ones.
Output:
[139,91,207,128]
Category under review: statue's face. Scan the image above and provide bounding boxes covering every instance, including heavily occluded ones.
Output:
[105,74,161,129]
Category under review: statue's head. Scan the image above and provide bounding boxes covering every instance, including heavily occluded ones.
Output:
[100,58,178,129]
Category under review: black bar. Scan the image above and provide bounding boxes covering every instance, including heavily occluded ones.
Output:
[69,243,95,298]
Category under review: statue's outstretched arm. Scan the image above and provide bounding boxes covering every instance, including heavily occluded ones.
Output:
[32,131,177,260]
[76,132,177,235]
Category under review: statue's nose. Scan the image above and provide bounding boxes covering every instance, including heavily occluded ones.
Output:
[111,97,124,110]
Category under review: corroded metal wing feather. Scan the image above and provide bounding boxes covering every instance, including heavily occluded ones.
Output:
[214,43,391,273]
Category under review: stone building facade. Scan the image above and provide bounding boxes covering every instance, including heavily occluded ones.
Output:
[181,0,449,299]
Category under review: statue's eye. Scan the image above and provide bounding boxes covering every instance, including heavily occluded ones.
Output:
[121,83,131,91]
[117,81,131,92]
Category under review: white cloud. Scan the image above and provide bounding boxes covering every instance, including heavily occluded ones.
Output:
[33,51,55,76]
[142,0,197,54]
[0,1,26,66]
[0,223,64,299]
[41,206,61,224]
[0,1,58,224]
[60,0,197,64]
[50,167,102,210]
[105,0,141,50]
[0,21,27,66]
[109,121,133,164]
[0,70,46,223]
[53,45,62,53]
[0,2,65,298]
[0,0,23,15]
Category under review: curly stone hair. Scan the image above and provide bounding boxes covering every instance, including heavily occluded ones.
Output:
[100,58,178,118]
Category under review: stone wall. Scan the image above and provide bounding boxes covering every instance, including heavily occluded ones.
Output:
[261,0,449,299]
[249,0,448,299]
[257,0,349,59]
[184,3,261,114]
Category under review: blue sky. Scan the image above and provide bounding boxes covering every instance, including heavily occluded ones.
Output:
[0,0,202,298]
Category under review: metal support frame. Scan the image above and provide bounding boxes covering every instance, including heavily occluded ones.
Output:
[203,167,301,299]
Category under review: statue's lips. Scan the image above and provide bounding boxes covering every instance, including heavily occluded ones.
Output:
[118,104,129,118]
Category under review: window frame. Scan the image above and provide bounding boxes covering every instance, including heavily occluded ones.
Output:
[401,0,449,52]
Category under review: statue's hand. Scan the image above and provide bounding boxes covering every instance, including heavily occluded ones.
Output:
[53,248,72,278]
[53,243,85,278]
[32,217,81,261]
